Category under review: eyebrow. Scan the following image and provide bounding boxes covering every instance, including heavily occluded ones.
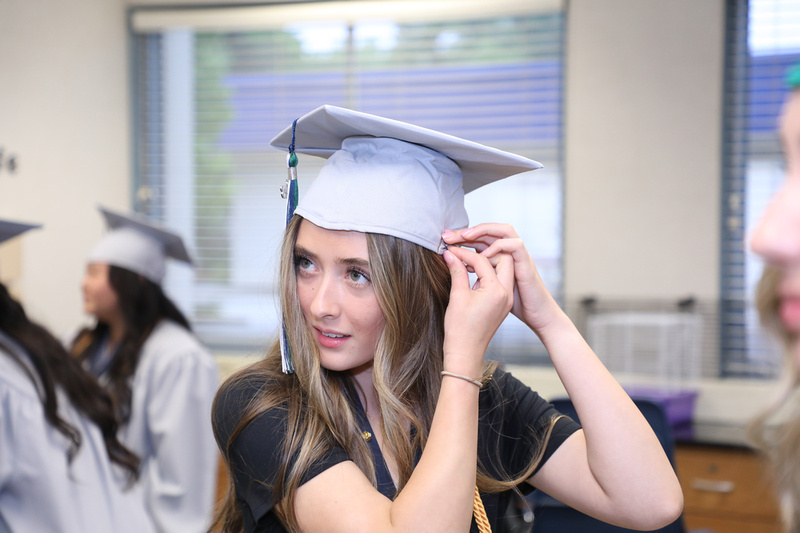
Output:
[294,245,370,270]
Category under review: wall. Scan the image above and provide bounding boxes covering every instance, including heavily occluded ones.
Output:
[0,0,726,337]
[564,0,724,300]
[0,0,130,335]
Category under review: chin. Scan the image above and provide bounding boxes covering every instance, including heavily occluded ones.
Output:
[319,355,374,374]
[319,359,355,373]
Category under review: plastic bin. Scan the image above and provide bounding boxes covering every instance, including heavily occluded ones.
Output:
[624,387,699,439]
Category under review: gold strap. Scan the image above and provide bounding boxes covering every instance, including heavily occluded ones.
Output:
[473,485,491,533]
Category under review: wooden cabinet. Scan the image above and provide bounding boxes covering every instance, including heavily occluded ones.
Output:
[675,443,782,533]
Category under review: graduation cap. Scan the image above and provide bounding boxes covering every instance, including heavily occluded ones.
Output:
[0,219,41,245]
[87,206,193,284]
[269,105,542,372]
[269,105,542,254]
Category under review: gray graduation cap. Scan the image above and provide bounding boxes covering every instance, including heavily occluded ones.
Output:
[269,105,542,254]
[87,206,193,284]
[0,219,41,245]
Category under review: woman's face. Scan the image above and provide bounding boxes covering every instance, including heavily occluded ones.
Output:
[294,219,385,374]
[751,91,800,334]
[82,263,120,323]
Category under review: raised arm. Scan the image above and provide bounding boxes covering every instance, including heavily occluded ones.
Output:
[443,223,684,531]
[294,246,514,533]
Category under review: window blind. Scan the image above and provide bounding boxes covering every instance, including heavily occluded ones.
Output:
[721,0,800,377]
[131,1,565,357]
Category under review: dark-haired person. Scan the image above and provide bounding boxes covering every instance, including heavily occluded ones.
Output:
[69,207,219,533]
[0,219,153,533]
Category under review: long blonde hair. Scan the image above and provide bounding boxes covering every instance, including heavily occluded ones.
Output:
[748,264,800,531]
[212,216,554,532]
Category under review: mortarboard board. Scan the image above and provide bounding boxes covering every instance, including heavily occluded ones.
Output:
[87,206,193,284]
[0,219,41,245]
[269,105,543,254]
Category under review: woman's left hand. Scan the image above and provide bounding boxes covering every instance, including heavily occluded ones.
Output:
[442,223,561,334]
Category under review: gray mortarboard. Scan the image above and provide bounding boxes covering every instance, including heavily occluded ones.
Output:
[87,206,193,284]
[0,219,41,245]
[0,219,40,277]
[270,105,542,373]
[269,104,543,254]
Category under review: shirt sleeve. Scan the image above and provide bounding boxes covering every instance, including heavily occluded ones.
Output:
[477,368,581,486]
[141,345,220,533]
[213,376,350,529]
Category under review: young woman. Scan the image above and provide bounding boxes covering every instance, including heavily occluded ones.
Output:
[212,106,684,533]
[69,208,220,533]
[0,219,153,533]
[748,63,800,532]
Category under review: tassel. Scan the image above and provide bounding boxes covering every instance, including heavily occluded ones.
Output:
[474,485,492,533]
[279,119,299,374]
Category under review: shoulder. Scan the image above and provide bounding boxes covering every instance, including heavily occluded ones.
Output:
[478,366,581,443]
[214,369,351,526]
[138,320,216,370]
[143,319,208,352]
[0,348,40,401]
[480,367,542,409]
[213,372,291,513]
[480,367,574,427]
[477,366,581,478]
[213,371,284,451]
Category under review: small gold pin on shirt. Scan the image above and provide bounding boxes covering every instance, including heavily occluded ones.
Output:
[361,431,372,442]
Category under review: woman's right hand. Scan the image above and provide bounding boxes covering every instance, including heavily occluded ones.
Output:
[441,245,514,375]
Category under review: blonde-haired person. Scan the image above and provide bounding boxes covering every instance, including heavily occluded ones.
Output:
[212,106,683,533]
[749,63,800,532]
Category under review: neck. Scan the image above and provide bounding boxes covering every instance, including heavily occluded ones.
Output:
[105,314,126,345]
[350,362,379,416]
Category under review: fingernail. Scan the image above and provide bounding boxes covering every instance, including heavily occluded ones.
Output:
[442,229,453,238]
[442,250,453,264]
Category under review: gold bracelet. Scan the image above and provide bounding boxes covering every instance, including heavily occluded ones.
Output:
[441,370,484,388]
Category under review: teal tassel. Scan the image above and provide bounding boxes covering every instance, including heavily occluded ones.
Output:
[280,119,299,374]
[787,63,800,90]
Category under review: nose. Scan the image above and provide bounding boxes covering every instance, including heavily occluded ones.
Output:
[308,274,341,320]
[751,177,800,264]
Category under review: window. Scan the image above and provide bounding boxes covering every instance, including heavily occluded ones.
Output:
[721,0,800,377]
[131,0,565,359]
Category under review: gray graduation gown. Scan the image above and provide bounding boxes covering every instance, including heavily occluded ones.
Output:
[98,320,220,533]
[0,331,155,533]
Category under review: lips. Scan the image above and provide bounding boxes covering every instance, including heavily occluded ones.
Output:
[315,327,350,349]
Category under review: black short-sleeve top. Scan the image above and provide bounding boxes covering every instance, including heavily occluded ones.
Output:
[213,368,580,532]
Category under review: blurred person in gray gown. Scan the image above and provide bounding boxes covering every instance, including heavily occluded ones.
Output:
[69,207,219,533]
[0,218,154,533]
